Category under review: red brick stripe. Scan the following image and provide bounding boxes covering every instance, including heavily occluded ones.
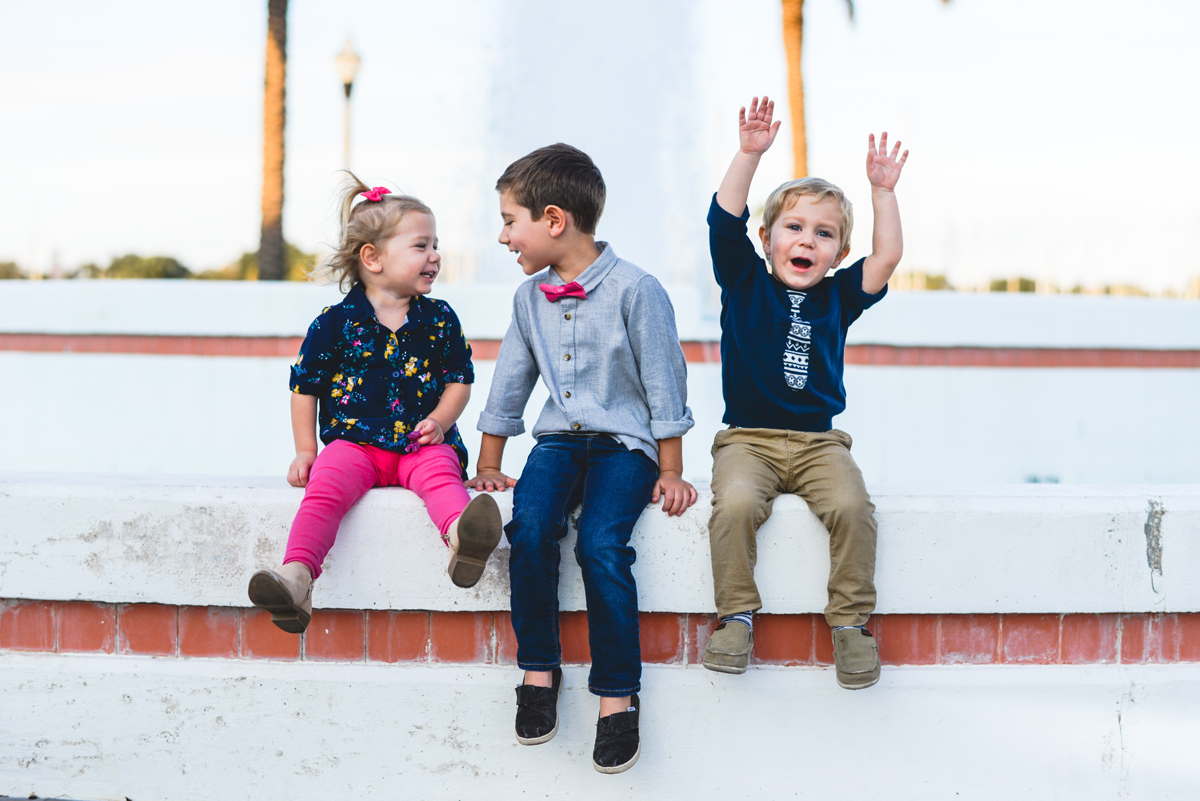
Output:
[0,333,305,357]
[3,601,1198,666]
[3,333,1197,367]
[844,345,1200,368]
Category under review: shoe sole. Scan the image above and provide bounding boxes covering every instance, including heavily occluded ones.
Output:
[247,571,310,634]
[448,494,503,588]
[593,741,641,774]
[515,718,559,746]
[836,671,881,690]
[701,657,748,675]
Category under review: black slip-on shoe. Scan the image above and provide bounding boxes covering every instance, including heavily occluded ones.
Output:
[515,666,562,745]
[593,693,640,774]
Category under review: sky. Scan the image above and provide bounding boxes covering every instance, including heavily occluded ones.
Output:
[1,0,1198,293]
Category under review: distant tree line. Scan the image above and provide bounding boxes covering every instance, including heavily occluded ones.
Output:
[0,244,316,281]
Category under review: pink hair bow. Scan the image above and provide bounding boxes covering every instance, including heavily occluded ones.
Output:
[538,281,587,301]
[360,187,392,202]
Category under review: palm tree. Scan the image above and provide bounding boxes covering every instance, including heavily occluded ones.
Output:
[782,0,947,178]
[259,0,287,281]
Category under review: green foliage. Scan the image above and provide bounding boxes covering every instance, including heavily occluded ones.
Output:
[0,261,23,279]
[195,242,316,281]
[989,277,1037,293]
[105,254,190,279]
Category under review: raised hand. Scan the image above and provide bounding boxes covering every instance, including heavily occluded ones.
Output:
[739,96,782,157]
[866,132,908,191]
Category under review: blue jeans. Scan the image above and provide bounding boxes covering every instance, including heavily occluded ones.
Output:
[507,435,658,697]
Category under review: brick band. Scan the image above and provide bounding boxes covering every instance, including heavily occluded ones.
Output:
[5,333,1199,367]
[2,601,1196,666]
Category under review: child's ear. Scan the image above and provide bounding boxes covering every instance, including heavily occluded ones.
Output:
[835,243,851,267]
[359,243,383,274]
[544,205,569,238]
[758,225,773,275]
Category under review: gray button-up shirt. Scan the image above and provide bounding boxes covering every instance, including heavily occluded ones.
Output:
[478,243,694,465]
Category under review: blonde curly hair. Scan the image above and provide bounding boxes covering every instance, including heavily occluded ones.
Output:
[321,172,433,292]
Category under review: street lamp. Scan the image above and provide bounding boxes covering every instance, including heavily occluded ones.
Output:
[335,39,361,169]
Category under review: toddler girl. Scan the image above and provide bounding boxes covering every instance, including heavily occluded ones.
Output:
[248,175,503,633]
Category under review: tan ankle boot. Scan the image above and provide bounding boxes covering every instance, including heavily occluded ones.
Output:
[247,561,313,633]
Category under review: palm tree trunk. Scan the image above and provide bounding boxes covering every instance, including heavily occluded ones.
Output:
[781,0,806,179]
[259,0,287,281]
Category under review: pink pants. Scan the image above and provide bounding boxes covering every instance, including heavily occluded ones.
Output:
[283,439,470,579]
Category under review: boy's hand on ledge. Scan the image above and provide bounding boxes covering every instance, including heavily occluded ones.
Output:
[287,450,317,488]
[653,472,698,517]
[866,131,908,191]
[414,417,445,446]
[466,470,517,493]
[739,96,781,157]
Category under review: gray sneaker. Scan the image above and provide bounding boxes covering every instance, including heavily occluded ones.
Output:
[832,627,880,689]
[701,620,753,674]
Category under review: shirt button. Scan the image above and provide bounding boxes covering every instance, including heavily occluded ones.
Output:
[572,423,581,431]
[563,353,571,361]
[564,391,571,398]
[564,313,572,320]
[392,372,400,378]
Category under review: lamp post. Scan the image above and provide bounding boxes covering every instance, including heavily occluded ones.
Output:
[335,39,361,169]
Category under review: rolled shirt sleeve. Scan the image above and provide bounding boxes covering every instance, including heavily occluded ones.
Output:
[627,276,695,441]
[477,311,539,437]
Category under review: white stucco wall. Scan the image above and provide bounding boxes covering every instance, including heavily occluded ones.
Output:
[2,352,1198,483]
[2,282,1198,482]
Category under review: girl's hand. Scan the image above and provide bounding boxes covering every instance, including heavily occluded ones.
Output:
[414,417,445,446]
[652,472,698,517]
[739,96,781,157]
[466,470,517,492]
[866,132,909,191]
[288,450,318,488]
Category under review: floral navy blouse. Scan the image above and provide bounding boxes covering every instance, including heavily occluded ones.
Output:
[289,284,475,475]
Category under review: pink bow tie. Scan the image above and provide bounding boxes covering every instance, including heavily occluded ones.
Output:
[538,281,587,302]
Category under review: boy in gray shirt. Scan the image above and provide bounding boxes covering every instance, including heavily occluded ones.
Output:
[468,143,696,774]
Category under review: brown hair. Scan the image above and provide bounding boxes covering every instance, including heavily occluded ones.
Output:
[763,177,854,254]
[495,143,605,235]
[322,172,433,292]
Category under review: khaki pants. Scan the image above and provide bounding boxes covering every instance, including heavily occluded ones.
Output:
[708,427,877,627]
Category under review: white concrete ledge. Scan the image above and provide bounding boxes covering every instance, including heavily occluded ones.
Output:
[3,652,1198,801]
[2,474,1198,614]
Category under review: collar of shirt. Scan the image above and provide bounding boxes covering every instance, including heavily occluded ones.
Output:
[540,241,619,296]
[340,283,436,331]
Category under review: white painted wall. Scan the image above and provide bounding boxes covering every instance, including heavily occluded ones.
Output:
[4,654,1198,801]
[3,475,1196,614]
[2,352,1198,483]
[2,282,1198,482]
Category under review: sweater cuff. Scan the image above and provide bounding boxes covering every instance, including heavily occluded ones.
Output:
[477,411,525,438]
[706,194,751,239]
[650,406,695,440]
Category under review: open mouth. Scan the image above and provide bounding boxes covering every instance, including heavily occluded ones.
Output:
[420,270,438,281]
[790,257,813,270]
